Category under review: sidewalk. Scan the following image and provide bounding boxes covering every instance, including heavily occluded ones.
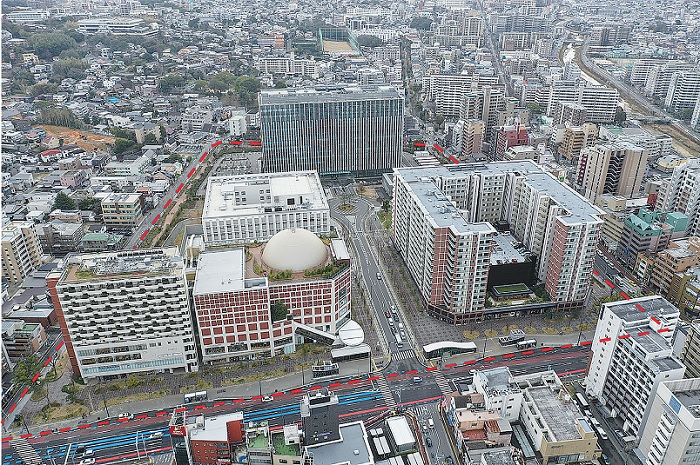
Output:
[8,359,374,435]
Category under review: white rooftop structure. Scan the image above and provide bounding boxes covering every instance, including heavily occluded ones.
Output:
[192,248,247,295]
[262,228,327,272]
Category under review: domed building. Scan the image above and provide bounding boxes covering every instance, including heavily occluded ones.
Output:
[191,228,352,363]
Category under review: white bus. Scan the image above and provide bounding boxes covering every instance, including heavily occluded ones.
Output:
[576,393,589,409]
[516,339,537,349]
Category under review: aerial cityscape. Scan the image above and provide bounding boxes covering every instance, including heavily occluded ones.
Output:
[1,1,700,465]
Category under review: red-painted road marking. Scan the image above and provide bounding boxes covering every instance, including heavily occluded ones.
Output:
[20,387,29,398]
[43,356,52,367]
[604,279,615,288]
[174,407,187,413]
[187,168,196,178]
[635,304,646,312]
[230,140,242,145]
[271,391,284,397]
[407,369,419,375]
[97,421,109,426]
[56,341,64,350]
[651,316,661,324]
[483,357,496,362]
[620,291,630,300]
[8,404,17,413]
[502,354,515,359]
[560,344,573,349]
[521,350,534,356]
[309,385,322,391]
[164,199,172,209]
[329,383,342,388]
[252,395,264,400]
[194,405,206,410]
[433,143,444,153]
[413,141,426,147]
[249,141,262,147]
[39,430,52,436]
[600,337,612,343]
[426,366,438,371]
[2,437,13,443]
[176,183,184,193]
[99,446,172,463]
[368,376,380,381]
[541,347,553,352]
[212,141,222,147]
[347,379,362,385]
[448,155,460,165]
[580,341,592,346]
[78,424,91,429]
[20,433,33,439]
[592,269,599,276]
[619,334,630,339]
[32,372,41,383]
[387,373,399,378]
[558,368,586,377]
[151,214,160,225]
[139,229,149,241]
[199,152,208,162]
[290,389,303,394]
[59,427,71,433]
[658,328,671,333]
[463,360,477,365]
[233,399,245,403]
[213,401,225,407]
[155,411,168,417]
[136,414,148,420]
[445,363,457,368]
[638,331,650,336]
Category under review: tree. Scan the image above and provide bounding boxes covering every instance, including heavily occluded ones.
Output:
[52,58,88,81]
[382,200,391,212]
[614,106,627,126]
[27,32,77,59]
[234,75,261,93]
[271,300,288,322]
[159,73,185,92]
[159,124,167,140]
[409,17,433,30]
[108,127,137,142]
[113,138,136,155]
[13,356,42,392]
[53,192,76,211]
[357,35,384,47]
[29,83,58,97]
[144,133,158,144]
[274,80,287,88]
[38,107,82,128]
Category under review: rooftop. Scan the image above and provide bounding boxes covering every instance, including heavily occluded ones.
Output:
[480,367,514,392]
[189,412,244,442]
[490,233,530,265]
[60,248,182,284]
[605,295,680,325]
[272,430,300,456]
[527,386,588,442]
[260,86,402,105]
[304,421,372,465]
[193,249,247,296]
[203,171,328,219]
[664,378,700,418]
[482,450,517,465]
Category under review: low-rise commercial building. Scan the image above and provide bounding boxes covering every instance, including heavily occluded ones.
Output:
[101,193,144,227]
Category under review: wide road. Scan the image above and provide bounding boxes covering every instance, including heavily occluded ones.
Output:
[3,347,590,465]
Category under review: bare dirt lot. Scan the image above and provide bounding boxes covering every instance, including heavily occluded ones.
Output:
[644,124,700,158]
[38,125,115,152]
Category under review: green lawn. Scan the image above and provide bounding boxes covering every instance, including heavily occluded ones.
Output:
[493,283,530,293]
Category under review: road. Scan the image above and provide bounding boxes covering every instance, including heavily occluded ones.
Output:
[3,348,589,465]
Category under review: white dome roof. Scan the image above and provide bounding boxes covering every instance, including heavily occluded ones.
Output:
[262,228,327,272]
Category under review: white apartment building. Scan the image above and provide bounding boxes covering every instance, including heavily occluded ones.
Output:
[5,9,50,23]
[578,142,648,203]
[1,221,45,285]
[181,106,214,132]
[48,248,198,379]
[423,74,500,117]
[664,71,700,114]
[585,296,685,438]
[639,378,700,465]
[392,162,603,323]
[472,367,523,422]
[656,159,700,236]
[645,63,698,99]
[691,95,700,131]
[202,171,330,246]
[101,192,143,227]
[104,154,150,176]
[76,17,157,35]
[538,86,619,123]
[255,55,320,78]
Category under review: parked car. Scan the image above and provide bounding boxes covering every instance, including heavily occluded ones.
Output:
[425,437,433,447]
[149,432,164,440]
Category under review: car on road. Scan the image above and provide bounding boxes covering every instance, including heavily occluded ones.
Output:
[74,446,86,457]
[600,454,610,465]
[376,272,382,280]
[428,418,434,428]
[149,432,164,440]
[385,311,391,318]
[614,429,624,440]
[425,437,433,447]
[118,412,133,420]
[388,318,394,326]
[413,376,422,383]
[79,459,95,465]
[262,395,274,402]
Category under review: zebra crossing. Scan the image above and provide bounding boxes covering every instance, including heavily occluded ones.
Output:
[11,438,42,465]
[433,370,452,396]
[393,350,416,361]
[376,375,397,408]
[412,404,436,417]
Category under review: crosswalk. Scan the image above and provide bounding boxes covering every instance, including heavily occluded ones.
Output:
[11,437,42,465]
[412,404,436,417]
[375,375,397,408]
[433,371,452,396]
[393,350,416,361]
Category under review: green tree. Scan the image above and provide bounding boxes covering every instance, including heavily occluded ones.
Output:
[357,35,384,47]
[159,124,167,140]
[28,32,77,59]
[234,75,261,93]
[113,138,136,155]
[614,106,627,126]
[144,133,158,144]
[409,17,433,30]
[53,192,76,211]
[274,80,287,88]
[29,83,58,97]
[108,127,137,142]
[271,300,288,321]
[159,73,185,92]
[52,58,88,81]
[38,107,82,128]
[13,356,43,392]
[382,200,391,212]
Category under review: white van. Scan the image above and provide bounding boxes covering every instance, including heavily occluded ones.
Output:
[428,418,434,428]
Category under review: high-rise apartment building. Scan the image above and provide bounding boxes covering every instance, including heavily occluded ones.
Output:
[680,321,700,379]
[423,74,500,117]
[585,296,684,438]
[46,248,198,379]
[639,378,700,465]
[460,86,507,136]
[656,159,700,236]
[619,208,687,269]
[578,142,648,203]
[664,71,700,114]
[201,171,330,246]
[460,119,485,157]
[557,123,597,163]
[645,63,698,100]
[434,14,484,47]
[2,221,45,285]
[490,124,529,160]
[259,86,404,176]
[691,95,700,130]
[392,161,603,323]
[538,86,619,123]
